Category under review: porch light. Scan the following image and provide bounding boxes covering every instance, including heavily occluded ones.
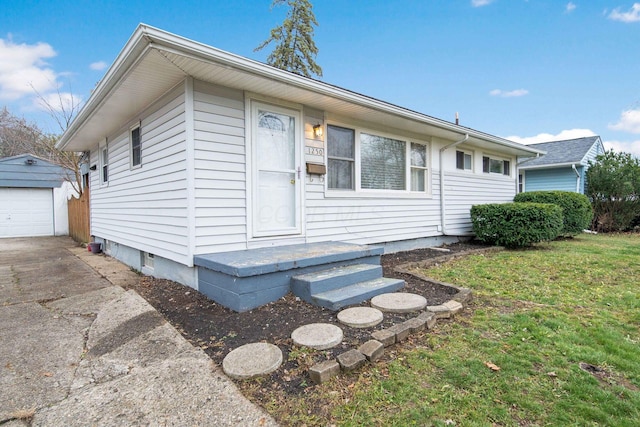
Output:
[313,123,323,138]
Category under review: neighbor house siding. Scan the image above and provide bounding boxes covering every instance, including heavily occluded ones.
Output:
[524,167,578,193]
[90,85,190,264]
[192,80,248,254]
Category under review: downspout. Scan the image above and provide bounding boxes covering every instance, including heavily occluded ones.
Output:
[572,164,581,193]
[439,133,469,235]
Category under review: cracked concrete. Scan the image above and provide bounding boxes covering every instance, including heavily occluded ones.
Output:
[0,236,276,426]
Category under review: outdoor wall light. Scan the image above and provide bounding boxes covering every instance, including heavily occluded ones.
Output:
[313,123,323,138]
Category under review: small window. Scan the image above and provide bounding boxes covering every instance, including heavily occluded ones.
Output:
[143,252,154,270]
[100,143,109,184]
[456,150,472,171]
[411,143,427,191]
[518,173,524,193]
[131,124,141,167]
[327,125,355,190]
[483,156,510,176]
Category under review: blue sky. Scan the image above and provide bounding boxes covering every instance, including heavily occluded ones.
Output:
[2,0,640,155]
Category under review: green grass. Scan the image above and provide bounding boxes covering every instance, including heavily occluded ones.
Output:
[329,234,640,426]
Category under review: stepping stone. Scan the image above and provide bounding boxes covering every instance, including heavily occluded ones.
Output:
[370,293,427,313]
[291,323,343,350]
[337,307,384,328]
[222,342,282,380]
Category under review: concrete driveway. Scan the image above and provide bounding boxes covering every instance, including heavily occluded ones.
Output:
[0,237,276,426]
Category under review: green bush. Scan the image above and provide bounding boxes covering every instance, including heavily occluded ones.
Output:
[514,191,592,236]
[471,203,563,248]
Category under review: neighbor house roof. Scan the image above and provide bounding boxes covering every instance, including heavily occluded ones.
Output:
[57,24,543,158]
[0,154,72,188]
[518,136,603,170]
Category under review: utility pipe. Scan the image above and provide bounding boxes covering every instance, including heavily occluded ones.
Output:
[439,133,469,235]
[572,164,581,193]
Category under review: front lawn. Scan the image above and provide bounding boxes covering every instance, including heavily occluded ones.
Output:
[267,234,640,426]
[336,233,640,426]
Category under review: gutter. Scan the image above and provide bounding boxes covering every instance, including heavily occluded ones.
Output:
[439,133,469,235]
[572,164,581,193]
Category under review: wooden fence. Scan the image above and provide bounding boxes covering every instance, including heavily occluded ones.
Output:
[68,190,90,243]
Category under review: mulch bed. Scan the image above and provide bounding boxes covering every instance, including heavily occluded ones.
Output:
[124,240,488,395]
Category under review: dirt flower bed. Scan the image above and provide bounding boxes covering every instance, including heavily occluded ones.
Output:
[125,241,488,397]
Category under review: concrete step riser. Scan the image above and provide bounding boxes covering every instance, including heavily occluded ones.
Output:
[291,264,383,296]
[311,278,405,311]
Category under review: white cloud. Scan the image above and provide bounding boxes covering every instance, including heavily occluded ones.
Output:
[608,108,640,133]
[566,2,577,13]
[603,139,640,157]
[89,61,107,71]
[608,3,640,22]
[490,88,529,98]
[505,129,597,145]
[0,37,57,100]
[472,0,494,7]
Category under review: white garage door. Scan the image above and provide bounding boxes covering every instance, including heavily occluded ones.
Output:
[0,188,54,237]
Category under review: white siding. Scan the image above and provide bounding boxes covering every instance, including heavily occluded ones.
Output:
[193,80,248,254]
[444,172,516,234]
[90,85,190,264]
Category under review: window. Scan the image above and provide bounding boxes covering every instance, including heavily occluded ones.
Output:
[482,155,510,176]
[456,150,472,171]
[411,143,427,191]
[142,252,154,270]
[100,143,108,184]
[518,173,524,193]
[130,124,141,167]
[361,133,406,190]
[327,125,355,190]
[327,125,428,193]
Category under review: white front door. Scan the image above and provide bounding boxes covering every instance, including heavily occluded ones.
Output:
[252,102,302,237]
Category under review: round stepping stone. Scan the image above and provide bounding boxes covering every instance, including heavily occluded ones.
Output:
[370,292,427,313]
[291,323,343,350]
[337,307,384,328]
[222,342,282,380]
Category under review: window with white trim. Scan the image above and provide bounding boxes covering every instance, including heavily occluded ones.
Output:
[456,150,472,171]
[482,155,510,176]
[130,124,141,168]
[100,142,109,185]
[327,125,355,190]
[327,125,428,193]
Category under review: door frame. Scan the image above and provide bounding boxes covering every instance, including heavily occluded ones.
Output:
[246,97,305,240]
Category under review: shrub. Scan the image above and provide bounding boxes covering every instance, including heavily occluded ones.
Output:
[586,150,640,232]
[514,191,592,236]
[471,203,563,248]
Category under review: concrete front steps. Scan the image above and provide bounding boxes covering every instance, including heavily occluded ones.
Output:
[291,264,404,311]
[194,241,404,312]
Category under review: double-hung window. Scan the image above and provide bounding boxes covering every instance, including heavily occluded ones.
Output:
[327,125,429,193]
[100,141,109,185]
[482,155,511,176]
[130,124,141,168]
[327,125,355,190]
[456,150,472,171]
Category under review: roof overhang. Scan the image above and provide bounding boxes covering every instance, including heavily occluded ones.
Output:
[58,24,544,158]
[518,162,583,171]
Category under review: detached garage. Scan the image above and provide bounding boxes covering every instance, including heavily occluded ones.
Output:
[0,154,73,238]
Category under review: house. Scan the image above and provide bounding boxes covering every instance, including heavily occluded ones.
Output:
[0,154,73,238]
[517,136,605,194]
[57,24,542,311]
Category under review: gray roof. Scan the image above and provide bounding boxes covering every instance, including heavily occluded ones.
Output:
[0,154,72,188]
[518,136,602,168]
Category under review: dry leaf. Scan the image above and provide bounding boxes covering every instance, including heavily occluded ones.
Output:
[42,372,53,377]
[547,371,557,377]
[485,361,501,371]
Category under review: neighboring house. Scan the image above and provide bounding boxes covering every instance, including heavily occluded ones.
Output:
[57,24,542,310]
[517,136,605,194]
[0,154,73,238]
